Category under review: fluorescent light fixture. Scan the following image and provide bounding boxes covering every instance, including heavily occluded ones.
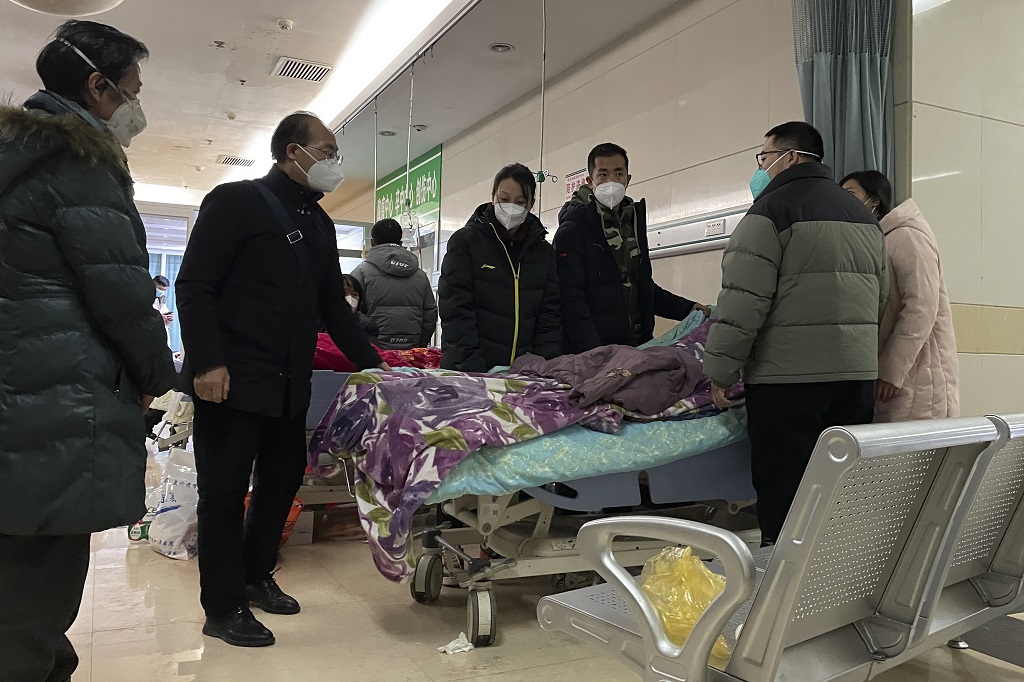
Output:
[913,0,952,15]
[133,183,208,207]
[218,0,462,188]
[146,0,466,203]
[912,170,962,182]
[306,0,456,122]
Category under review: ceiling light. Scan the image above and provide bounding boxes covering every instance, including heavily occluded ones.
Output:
[305,0,462,122]
[489,43,514,53]
[412,124,428,132]
[379,130,398,137]
[134,183,208,207]
[219,0,467,189]
[8,0,123,16]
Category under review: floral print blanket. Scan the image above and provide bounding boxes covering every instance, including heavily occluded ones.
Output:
[306,318,737,582]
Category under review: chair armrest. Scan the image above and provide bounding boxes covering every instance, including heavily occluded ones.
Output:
[576,516,756,681]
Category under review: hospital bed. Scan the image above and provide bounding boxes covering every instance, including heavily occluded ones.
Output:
[307,369,759,647]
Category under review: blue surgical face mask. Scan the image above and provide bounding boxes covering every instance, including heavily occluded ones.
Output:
[749,169,771,200]
[749,151,792,200]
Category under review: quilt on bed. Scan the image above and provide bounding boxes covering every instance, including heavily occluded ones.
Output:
[306,314,741,582]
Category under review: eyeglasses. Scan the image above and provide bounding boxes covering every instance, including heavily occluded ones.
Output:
[303,145,342,162]
[755,149,790,168]
[755,149,821,169]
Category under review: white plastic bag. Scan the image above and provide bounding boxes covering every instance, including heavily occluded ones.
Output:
[148,447,200,560]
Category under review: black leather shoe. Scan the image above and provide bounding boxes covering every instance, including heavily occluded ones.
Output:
[246,575,301,615]
[203,607,275,647]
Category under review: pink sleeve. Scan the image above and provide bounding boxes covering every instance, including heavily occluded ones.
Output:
[878,229,942,388]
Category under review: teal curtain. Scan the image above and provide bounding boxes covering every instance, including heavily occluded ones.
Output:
[793,0,894,181]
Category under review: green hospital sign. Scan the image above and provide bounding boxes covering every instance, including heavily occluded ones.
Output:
[375,145,442,223]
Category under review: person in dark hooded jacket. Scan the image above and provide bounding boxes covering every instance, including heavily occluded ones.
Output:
[351,218,437,349]
[554,143,710,353]
[0,21,175,682]
[438,163,561,371]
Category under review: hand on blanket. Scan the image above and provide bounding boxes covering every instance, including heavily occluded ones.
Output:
[711,383,734,410]
[140,395,156,413]
[195,366,231,403]
[694,303,713,318]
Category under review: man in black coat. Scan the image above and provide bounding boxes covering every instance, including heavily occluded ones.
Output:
[554,143,711,354]
[177,112,386,648]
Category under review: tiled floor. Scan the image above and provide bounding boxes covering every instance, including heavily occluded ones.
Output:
[67,529,1024,682]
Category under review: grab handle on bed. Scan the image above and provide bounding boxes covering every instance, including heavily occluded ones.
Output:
[576,517,755,682]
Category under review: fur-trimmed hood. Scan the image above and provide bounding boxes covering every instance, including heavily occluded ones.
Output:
[0,90,130,195]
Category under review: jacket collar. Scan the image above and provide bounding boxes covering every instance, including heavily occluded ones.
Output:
[759,161,835,198]
[262,165,324,211]
[880,198,928,236]
[0,91,131,194]
[26,90,110,138]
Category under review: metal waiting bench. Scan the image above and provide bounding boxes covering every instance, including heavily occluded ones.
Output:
[537,414,1024,682]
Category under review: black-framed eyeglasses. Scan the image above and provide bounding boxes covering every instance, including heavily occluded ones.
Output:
[303,145,342,162]
[755,149,790,168]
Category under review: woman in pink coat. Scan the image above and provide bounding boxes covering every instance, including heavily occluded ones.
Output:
[841,170,960,422]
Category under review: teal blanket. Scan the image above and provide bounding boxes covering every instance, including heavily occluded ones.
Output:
[428,407,747,502]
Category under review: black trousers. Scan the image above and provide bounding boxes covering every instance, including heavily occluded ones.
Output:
[193,400,306,617]
[745,381,874,544]
[0,534,91,682]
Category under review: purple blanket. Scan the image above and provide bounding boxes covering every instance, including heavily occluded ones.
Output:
[307,320,739,582]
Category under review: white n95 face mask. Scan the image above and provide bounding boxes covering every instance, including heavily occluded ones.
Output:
[594,181,626,209]
[298,146,346,193]
[494,202,528,231]
[105,96,147,148]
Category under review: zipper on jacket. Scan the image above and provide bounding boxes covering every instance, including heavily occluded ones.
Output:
[490,223,522,364]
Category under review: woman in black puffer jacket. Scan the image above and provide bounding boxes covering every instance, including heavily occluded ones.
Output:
[0,21,175,681]
[438,163,562,372]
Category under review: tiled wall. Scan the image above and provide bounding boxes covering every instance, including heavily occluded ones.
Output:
[909,0,1024,415]
[439,0,802,256]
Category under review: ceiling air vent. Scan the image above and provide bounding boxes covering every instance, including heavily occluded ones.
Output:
[271,56,333,83]
[216,155,255,167]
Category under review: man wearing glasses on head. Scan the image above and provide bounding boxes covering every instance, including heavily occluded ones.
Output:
[177,111,388,648]
[704,121,888,549]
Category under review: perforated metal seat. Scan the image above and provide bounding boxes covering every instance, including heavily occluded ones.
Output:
[538,416,1024,682]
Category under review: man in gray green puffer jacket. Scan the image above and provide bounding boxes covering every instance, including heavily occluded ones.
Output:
[705,121,887,545]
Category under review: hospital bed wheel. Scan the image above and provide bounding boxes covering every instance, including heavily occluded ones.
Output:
[410,553,443,604]
[467,589,497,647]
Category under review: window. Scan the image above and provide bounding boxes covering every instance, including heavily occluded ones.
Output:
[335,222,369,275]
[142,214,188,353]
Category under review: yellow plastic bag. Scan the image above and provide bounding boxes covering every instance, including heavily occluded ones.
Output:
[640,546,732,660]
